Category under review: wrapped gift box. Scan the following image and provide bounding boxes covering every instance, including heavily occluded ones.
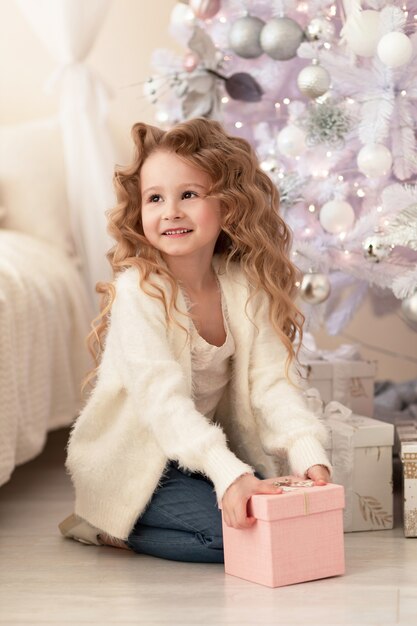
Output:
[221,481,345,588]
[300,358,377,418]
[324,405,394,532]
[397,422,417,537]
[299,335,377,417]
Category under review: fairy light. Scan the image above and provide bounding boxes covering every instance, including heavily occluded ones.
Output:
[376,205,383,212]
[357,188,366,197]
[401,90,407,97]
[295,280,301,286]
[221,96,229,104]
[339,232,346,241]
[308,204,316,212]
[283,97,291,105]
[235,121,243,129]
[346,97,355,104]
[219,16,227,23]
[353,182,359,188]
[321,169,329,177]
[338,175,344,181]
[278,172,284,179]
[344,249,350,256]
[326,151,332,158]
[384,219,390,226]
[296,2,309,12]
[223,55,232,62]
[275,102,281,109]
[155,110,169,123]
[329,4,337,16]
[304,227,312,235]
[295,155,301,161]
[324,42,332,50]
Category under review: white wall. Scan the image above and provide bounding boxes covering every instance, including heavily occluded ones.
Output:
[1,0,416,382]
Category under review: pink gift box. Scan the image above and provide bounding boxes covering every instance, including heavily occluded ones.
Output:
[221,481,345,588]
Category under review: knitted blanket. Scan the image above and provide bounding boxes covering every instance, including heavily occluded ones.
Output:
[0,231,93,486]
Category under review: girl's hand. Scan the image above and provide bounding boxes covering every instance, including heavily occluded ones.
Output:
[221,473,284,530]
[305,464,331,485]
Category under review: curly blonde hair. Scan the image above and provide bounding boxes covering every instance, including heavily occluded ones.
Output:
[83,117,304,391]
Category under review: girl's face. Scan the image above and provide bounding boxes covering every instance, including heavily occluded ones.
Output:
[140,150,222,262]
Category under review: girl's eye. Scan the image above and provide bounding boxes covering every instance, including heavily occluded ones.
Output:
[149,194,161,203]
[182,191,197,199]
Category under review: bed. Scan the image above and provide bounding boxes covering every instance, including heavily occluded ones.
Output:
[0,117,94,487]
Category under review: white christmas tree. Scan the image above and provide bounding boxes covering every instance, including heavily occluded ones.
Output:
[142,0,417,335]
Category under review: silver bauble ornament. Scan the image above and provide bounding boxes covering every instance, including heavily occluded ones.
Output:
[260,17,304,61]
[300,273,331,304]
[362,236,391,263]
[402,292,417,323]
[297,64,331,99]
[305,17,335,43]
[228,15,265,59]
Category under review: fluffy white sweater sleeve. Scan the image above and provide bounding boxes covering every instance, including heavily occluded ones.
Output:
[109,270,255,503]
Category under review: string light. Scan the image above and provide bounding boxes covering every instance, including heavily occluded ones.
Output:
[304,227,312,235]
[274,102,281,109]
[326,151,332,158]
[295,280,301,286]
[219,16,227,23]
[308,204,316,212]
[283,98,291,105]
[221,96,229,104]
[384,219,390,226]
[235,121,243,129]
[376,206,383,212]
[344,250,350,256]
[357,188,365,197]
[338,175,344,181]
[324,42,331,50]
[401,90,407,97]
[339,232,346,241]
[329,4,337,16]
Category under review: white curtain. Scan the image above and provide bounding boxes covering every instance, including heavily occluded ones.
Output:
[16,0,115,309]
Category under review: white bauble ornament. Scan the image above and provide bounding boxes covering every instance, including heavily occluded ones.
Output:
[305,17,335,43]
[357,144,392,177]
[377,32,413,68]
[401,292,417,323]
[300,273,331,304]
[228,15,265,58]
[343,10,381,57]
[277,125,306,157]
[170,2,195,28]
[319,200,355,234]
[189,0,221,20]
[297,64,331,99]
[260,17,304,61]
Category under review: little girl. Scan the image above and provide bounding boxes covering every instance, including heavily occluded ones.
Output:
[59,117,331,563]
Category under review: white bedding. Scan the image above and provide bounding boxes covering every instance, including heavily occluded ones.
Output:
[0,230,93,486]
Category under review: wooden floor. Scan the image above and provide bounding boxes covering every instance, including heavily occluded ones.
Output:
[1,427,417,625]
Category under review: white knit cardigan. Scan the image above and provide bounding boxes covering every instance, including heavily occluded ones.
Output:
[66,255,331,539]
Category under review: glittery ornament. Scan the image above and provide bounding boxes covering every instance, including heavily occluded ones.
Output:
[402,292,417,323]
[297,64,331,99]
[305,17,335,43]
[183,50,200,72]
[189,0,221,20]
[228,15,265,59]
[357,144,392,178]
[362,236,391,263]
[300,273,331,304]
[260,17,304,61]
[319,200,355,234]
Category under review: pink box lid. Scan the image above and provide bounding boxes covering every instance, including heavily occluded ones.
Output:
[247,483,345,522]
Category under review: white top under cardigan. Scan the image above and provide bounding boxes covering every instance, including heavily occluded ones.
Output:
[65,255,331,540]
[185,275,235,423]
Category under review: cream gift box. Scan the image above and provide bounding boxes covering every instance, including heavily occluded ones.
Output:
[298,334,377,417]
[305,389,394,532]
[221,481,345,588]
[396,422,417,537]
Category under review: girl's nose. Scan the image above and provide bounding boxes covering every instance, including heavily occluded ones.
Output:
[162,202,184,220]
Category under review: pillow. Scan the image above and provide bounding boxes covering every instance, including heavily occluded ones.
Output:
[0,117,74,255]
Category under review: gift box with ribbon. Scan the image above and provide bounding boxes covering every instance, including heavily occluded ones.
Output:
[298,334,377,417]
[396,422,417,537]
[221,480,345,588]
[305,388,394,532]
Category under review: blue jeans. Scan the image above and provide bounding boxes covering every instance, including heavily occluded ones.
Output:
[126,461,263,563]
